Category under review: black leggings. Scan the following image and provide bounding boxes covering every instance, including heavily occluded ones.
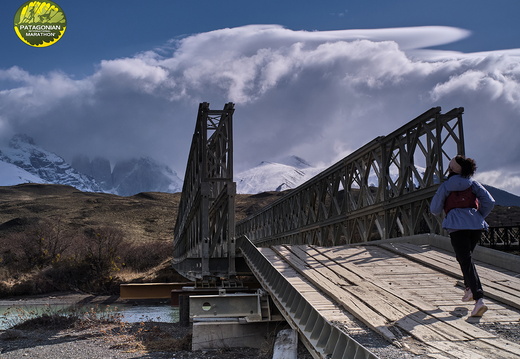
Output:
[450,230,484,300]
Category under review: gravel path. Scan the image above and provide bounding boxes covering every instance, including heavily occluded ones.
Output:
[0,321,280,359]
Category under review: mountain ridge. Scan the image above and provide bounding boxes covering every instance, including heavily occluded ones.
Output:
[1,135,520,207]
[0,135,183,196]
[0,134,102,193]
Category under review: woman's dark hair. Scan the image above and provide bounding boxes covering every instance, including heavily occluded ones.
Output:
[455,155,477,178]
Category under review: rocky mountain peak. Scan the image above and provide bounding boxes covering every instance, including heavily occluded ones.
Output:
[9,134,36,147]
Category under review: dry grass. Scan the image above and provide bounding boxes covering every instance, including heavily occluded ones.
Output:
[0,184,180,242]
[0,183,283,242]
[100,322,192,354]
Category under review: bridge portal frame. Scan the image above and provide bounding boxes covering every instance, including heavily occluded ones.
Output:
[172,102,236,281]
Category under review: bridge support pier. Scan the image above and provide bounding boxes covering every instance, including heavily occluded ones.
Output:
[192,320,280,351]
[189,289,286,351]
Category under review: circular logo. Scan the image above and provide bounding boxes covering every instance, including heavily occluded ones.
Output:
[14,1,67,47]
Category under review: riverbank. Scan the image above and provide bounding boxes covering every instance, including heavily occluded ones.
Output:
[0,292,304,358]
[1,321,194,359]
[0,291,124,307]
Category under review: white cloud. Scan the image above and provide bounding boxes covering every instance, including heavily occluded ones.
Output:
[1,25,519,195]
[475,171,520,199]
[430,57,520,107]
[94,58,170,94]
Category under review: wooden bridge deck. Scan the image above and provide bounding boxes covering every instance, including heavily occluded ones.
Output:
[259,238,520,358]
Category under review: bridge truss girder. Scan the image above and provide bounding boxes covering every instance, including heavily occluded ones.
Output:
[236,107,465,246]
[172,102,236,281]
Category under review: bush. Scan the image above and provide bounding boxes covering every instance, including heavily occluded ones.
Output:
[121,240,172,272]
[0,221,176,296]
[0,281,10,298]
[0,223,129,295]
[0,218,76,272]
[42,259,92,292]
[83,226,125,279]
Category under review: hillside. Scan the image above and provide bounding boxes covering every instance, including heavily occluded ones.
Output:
[0,184,289,296]
[1,183,518,242]
[0,184,287,243]
[0,184,180,242]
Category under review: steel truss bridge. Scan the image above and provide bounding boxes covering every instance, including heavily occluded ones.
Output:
[173,104,465,281]
[170,104,520,358]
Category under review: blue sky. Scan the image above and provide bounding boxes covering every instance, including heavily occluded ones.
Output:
[1,0,520,195]
[2,0,518,75]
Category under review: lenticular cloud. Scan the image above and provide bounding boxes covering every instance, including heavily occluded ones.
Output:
[1,25,519,195]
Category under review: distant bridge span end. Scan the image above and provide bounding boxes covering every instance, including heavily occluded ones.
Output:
[172,102,237,282]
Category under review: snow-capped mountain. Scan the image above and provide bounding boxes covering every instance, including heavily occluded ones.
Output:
[234,156,427,194]
[0,134,102,192]
[0,135,183,196]
[0,160,44,186]
[73,156,183,196]
[110,157,183,196]
[278,155,314,169]
[2,136,520,207]
[235,156,323,194]
[235,155,422,194]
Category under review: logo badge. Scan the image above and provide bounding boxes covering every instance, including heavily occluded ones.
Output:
[14,1,67,47]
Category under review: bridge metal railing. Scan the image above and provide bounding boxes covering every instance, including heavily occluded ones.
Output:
[237,235,378,359]
[172,102,236,281]
[236,107,465,246]
[482,225,520,251]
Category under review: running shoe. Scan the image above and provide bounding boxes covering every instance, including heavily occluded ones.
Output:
[470,299,488,317]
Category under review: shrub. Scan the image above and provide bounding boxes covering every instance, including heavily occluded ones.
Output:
[121,240,173,272]
[42,259,92,292]
[0,221,176,296]
[0,218,75,271]
[83,226,125,277]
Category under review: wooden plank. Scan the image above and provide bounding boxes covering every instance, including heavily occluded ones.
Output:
[288,246,483,343]
[292,246,423,321]
[481,337,520,357]
[422,336,520,359]
[379,242,520,310]
[263,243,520,358]
[257,247,377,341]
[393,315,454,342]
[308,245,505,342]
[384,242,520,288]
[428,340,503,359]
[272,245,398,343]
[379,243,462,277]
